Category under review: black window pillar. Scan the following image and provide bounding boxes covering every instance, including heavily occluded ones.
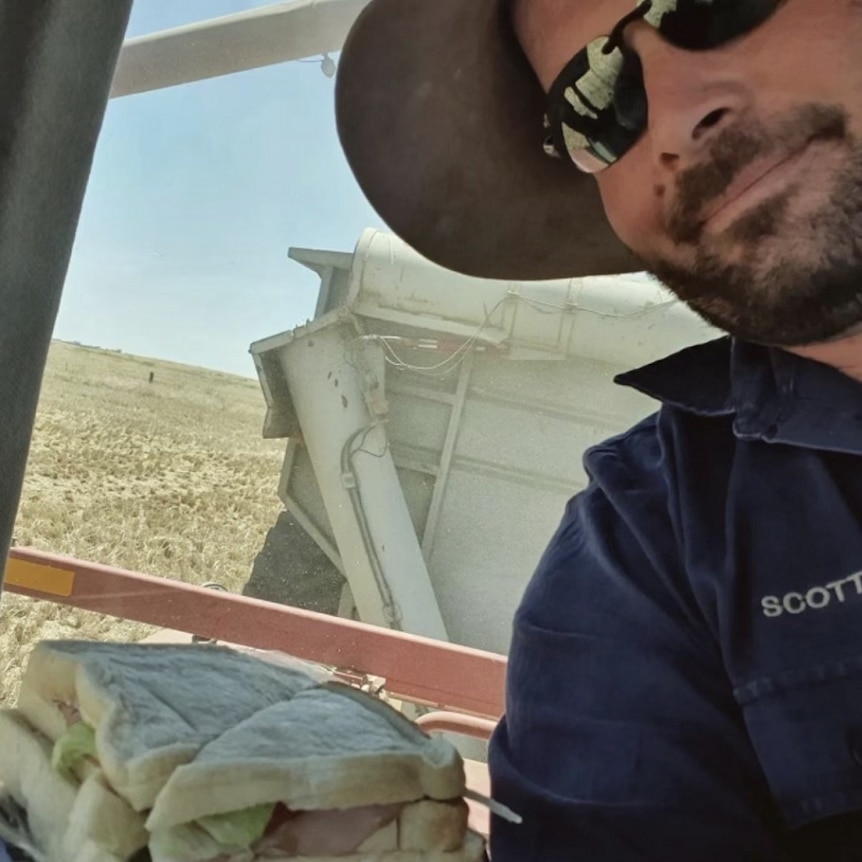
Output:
[0,0,133,590]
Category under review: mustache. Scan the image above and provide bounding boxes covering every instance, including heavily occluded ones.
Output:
[667,103,850,243]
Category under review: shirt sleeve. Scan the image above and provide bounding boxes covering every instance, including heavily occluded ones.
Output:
[487,421,789,862]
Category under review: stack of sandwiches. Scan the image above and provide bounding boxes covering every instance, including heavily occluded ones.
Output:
[0,640,489,862]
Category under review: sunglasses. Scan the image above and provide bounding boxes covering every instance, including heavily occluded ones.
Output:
[543,0,782,173]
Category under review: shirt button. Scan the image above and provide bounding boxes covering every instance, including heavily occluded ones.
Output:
[847,727,862,767]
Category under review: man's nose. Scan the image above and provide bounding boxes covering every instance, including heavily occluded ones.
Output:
[629,26,751,171]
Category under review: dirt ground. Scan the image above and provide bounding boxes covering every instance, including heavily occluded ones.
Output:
[1,341,286,703]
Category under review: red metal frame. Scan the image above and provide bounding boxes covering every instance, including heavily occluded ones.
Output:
[4,548,506,719]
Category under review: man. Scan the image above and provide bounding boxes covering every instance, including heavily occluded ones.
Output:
[334,0,862,858]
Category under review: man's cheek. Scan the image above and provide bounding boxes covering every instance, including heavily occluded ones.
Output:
[595,172,662,259]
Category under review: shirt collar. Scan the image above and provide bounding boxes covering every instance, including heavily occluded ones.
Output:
[616,337,862,456]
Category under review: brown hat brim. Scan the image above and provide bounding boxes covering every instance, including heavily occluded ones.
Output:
[335,0,641,281]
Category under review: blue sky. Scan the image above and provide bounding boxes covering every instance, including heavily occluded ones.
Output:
[57,0,384,377]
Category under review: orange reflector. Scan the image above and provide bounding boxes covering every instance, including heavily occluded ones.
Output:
[5,558,75,597]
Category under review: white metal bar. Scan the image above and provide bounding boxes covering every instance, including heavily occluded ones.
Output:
[275,322,449,640]
[421,354,474,556]
[111,0,372,98]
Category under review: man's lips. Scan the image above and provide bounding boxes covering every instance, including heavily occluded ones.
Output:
[699,145,810,226]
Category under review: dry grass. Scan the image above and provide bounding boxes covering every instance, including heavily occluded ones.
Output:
[1,341,286,703]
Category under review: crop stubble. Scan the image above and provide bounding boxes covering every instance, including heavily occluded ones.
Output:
[1,342,285,703]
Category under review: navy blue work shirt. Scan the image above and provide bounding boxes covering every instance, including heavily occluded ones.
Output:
[488,337,862,861]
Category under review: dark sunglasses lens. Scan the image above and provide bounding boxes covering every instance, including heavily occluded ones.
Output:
[548,46,645,168]
[614,50,647,133]
[659,0,781,50]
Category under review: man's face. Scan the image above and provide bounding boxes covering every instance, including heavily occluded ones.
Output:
[514,0,862,346]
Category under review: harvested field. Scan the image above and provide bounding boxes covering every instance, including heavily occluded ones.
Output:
[1,341,286,703]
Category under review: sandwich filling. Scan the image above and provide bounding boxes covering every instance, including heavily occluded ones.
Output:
[150,801,415,861]
[52,720,96,779]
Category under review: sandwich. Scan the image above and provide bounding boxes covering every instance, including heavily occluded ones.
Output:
[16,640,322,811]
[2,641,323,862]
[0,640,490,862]
[144,682,483,861]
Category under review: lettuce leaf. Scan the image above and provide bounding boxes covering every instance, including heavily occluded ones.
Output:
[51,722,96,778]
[149,823,230,862]
[197,803,275,849]
[150,810,272,862]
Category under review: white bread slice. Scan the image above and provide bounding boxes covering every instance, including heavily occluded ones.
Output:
[147,684,465,830]
[16,644,81,742]
[353,800,469,853]
[357,820,399,852]
[62,771,147,861]
[398,800,469,852]
[71,840,124,862]
[257,829,485,862]
[0,709,77,862]
[18,640,319,811]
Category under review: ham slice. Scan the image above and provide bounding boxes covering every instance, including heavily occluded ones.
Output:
[256,803,403,857]
[55,701,82,726]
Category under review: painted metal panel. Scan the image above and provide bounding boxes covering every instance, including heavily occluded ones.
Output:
[254,231,711,652]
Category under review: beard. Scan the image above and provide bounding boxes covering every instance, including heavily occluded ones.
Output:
[644,104,862,347]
